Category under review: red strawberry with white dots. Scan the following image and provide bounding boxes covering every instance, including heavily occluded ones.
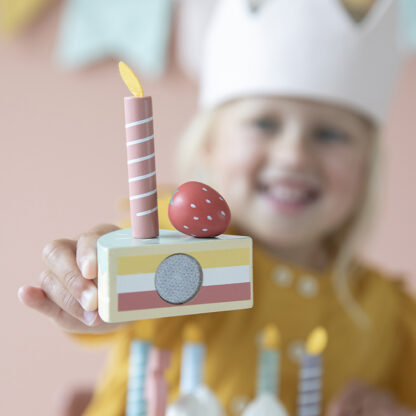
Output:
[168,181,231,237]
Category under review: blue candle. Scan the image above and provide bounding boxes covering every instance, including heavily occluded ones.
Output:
[180,323,206,395]
[256,324,281,397]
[126,339,151,416]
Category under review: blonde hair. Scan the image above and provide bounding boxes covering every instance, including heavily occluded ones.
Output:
[175,106,381,329]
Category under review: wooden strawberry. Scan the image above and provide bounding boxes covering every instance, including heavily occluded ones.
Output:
[168,181,231,237]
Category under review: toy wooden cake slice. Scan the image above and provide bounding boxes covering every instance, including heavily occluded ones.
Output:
[97,63,252,323]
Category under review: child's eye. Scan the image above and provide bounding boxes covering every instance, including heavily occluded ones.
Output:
[313,126,348,144]
[252,118,279,134]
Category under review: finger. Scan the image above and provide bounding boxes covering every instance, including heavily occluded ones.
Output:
[38,271,99,326]
[42,239,98,311]
[326,383,363,416]
[18,285,97,331]
[76,224,119,280]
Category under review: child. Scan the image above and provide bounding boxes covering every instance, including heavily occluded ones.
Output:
[18,0,416,415]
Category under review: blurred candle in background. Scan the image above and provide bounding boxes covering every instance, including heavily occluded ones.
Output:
[256,323,281,397]
[297,327,328,416]
[126,338,152,416]
[180,323,206,395]
[145,347,172,416]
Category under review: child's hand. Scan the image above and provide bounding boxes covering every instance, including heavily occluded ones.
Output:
[18,224,121,334]
[327,381,416,416]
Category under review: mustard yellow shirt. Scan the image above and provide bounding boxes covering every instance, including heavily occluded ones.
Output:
[78,197,416,416]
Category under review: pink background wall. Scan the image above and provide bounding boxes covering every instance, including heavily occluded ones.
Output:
[1,3,415,415]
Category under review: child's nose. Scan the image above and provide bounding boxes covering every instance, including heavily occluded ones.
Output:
[269,123,310,169]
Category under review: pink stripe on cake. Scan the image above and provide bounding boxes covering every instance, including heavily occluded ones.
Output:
[118,282,251,311]
[124,96,158,239]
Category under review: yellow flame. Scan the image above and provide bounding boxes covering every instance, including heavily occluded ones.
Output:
[133,320,155,341]
[261,323,280,349]
[183,323,204,343]
[306,326,328,355]
[118,61,144,97]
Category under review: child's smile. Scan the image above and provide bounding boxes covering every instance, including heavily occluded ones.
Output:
[257,172,321,216]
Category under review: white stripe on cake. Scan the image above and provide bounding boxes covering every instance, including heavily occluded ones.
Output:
[116,265,251,294]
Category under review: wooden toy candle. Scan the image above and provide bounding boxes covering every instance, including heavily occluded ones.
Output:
[120,61,159,239]
[256,323,281,397]
[126,322,155,416]
[145,347,172,416]
[180,323,206,395]
[167,322,225,416]
[297,327,328,416]
[126,339,151,416]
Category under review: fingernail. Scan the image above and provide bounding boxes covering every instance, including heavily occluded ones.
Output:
[80,286,98,311]
[83,310,97,326]
[80,256,91,278]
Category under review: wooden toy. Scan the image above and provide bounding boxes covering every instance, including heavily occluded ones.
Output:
[297,327,328,416]
[168,181,231,238]
[120,61,158,239]
[256,324,281,397]
[97,62,252,323]
[242,324,288,416]
[180,323,205,395]
[126,339,151,416]
[242,393,288,416]
[167,323,225,416]
[145,347,172,416]
[126,322,155,416]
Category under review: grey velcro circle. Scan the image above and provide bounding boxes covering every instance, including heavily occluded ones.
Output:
[155,253,203,304]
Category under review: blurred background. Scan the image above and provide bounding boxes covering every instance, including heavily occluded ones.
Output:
[0,0,415,414]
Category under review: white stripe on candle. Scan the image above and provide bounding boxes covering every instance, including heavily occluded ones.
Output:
[300,366,321,379]
[125,116,153,128]
[128,171,156,183]
[128,152,155,164]
[129,189,157,200]
[126,135,154,146]
[136,206,158,217]
[300,379,321,392]
[299,392,320,406]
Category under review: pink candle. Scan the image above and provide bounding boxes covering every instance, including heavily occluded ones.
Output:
[145,347,172,416]
[124,95,159,238]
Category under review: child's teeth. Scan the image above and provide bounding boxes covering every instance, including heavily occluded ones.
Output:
[270,186,307,202]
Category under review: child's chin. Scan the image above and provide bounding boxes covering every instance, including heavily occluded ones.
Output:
[255,222,313,247]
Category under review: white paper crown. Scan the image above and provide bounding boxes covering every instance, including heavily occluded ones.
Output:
[199,0,402,123]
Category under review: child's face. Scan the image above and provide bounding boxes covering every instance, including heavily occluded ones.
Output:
[205,97,373,250]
